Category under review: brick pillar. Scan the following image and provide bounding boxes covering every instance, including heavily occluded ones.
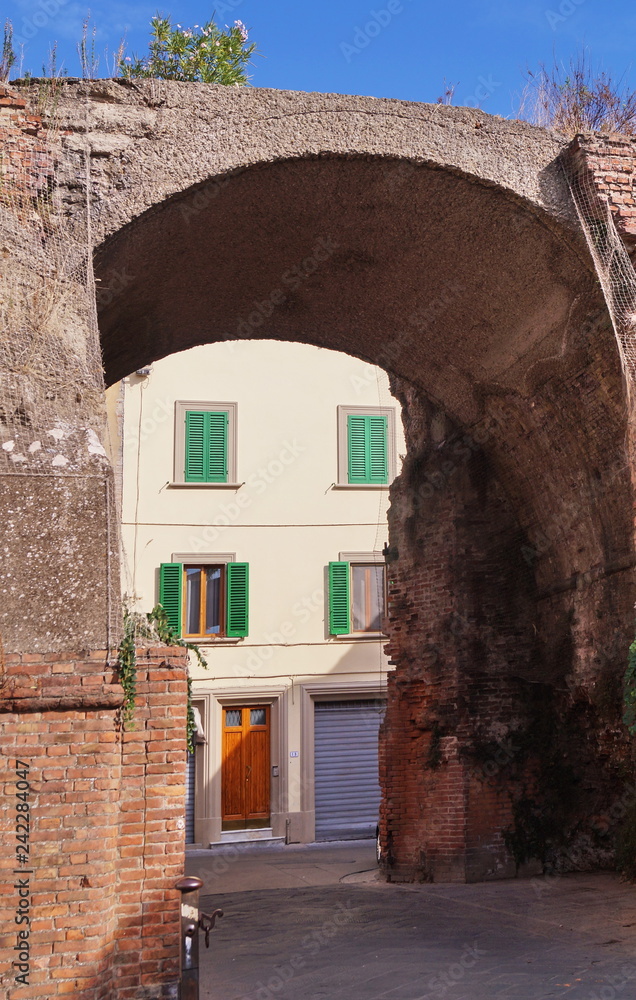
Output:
[381,387,538,883]
[381,442,470,882]
[114,647,187,1000]
[0,646,188,999]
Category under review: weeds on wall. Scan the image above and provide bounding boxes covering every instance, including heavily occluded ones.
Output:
[117,605,207,754]
[434,47,636,137]
[519,50,636,137]
[1,12,256,85]
[622,635,636,736]
[77,15,99,81]
[1,18,14,81]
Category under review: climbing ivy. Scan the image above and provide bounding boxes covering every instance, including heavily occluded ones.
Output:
[622,635,636,735]
[117,604,207,754]
[117,610,139,724]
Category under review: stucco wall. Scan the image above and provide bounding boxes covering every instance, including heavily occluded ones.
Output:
[114,339,405,843]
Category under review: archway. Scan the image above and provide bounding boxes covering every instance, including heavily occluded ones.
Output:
[1,80,634,890]
[94,145,634,880]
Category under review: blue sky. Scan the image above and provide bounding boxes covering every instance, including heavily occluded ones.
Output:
[6,0,636,118]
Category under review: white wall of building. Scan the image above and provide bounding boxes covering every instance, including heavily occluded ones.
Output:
[113,339,404,845]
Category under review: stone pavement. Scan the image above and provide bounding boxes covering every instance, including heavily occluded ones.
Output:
[186,842,636,1000]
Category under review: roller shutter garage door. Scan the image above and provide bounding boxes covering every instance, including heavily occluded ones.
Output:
[314,699,385,841]
[185,752,196,844]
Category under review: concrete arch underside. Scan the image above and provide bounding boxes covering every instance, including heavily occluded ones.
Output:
[2,82,636,887]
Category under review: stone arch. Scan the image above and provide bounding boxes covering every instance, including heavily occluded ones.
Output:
[2,80,635,886]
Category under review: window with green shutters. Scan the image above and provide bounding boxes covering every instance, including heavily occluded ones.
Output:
[329,560,386,635]
[174,401,237,485]
[184,410,228,483]
[159,561,249,638]
[347,413,389,484]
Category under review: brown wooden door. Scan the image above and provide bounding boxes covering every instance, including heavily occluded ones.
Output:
[222,706,270,828]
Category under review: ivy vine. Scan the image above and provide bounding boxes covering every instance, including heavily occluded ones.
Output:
[117,604,208,754]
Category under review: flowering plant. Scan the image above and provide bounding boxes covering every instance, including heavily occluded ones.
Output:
[120,15,255,84]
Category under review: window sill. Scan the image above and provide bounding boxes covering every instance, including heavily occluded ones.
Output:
[331,484,390,491]
[332,633,386,641]
[184,637,243,646]
[168,482,244,490]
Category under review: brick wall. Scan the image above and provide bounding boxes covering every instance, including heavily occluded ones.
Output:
[567,133,636,249]
[381,386,536,882]
[0,646,188,1000]
[0,83,52,210]
[381,357,636,882]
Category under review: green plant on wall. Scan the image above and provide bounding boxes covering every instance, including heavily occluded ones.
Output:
[120,15,256,84]
[0,12,256,86]
[118,611,139,725]
[117,604,207,754]
[622,635,636,735]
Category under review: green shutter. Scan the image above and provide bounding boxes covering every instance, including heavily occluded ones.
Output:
[347,414,388,484]
[368,415,388,483]
[347,415,368,484]
[185,411,207,482]
[185,410,228,483]
[329,561,350,635]
[226,562,249,637]
[160,563,183,636]
[207,411,228,482]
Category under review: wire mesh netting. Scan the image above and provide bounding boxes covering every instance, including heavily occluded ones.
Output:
[563,149,636,399]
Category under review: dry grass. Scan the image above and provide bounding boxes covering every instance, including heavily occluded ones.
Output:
[436,79,458,106]
[519,52,636,137]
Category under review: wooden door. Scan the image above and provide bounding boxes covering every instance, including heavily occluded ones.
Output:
[222,706,270,828]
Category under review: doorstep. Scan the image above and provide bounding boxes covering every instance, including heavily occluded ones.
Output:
[207,827,286,852]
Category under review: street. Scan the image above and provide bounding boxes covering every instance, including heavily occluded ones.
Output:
[186,842,636,999]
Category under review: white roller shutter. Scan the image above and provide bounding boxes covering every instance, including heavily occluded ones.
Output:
[314,699,385,841]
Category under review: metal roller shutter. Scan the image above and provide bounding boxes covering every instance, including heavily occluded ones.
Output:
[314,699,385,841]
[185,752,196,844]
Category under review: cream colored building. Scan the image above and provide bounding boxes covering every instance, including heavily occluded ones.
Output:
[108,340,403,847]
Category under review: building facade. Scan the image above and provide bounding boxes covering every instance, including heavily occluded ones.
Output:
[108,340,404,846]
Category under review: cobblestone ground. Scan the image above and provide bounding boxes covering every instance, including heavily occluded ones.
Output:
[188,843,636,1000]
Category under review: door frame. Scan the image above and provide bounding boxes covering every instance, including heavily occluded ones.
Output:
[190,694,212,848]
[211,688,286,839]
[221,703,271,828]
[299,680,387,844]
